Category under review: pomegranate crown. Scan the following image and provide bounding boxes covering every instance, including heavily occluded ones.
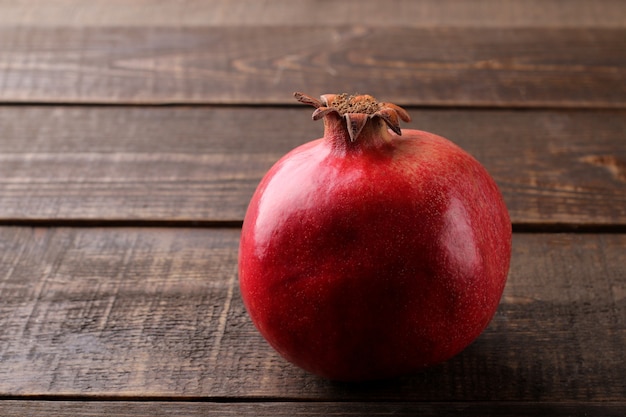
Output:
[294,92,411,142]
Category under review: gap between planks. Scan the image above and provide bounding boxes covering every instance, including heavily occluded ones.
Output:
[0,220,625,234]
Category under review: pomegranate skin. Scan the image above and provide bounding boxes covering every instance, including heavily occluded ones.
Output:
[238,96,511,381]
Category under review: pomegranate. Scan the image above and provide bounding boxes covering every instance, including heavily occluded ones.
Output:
[238,92,512,381]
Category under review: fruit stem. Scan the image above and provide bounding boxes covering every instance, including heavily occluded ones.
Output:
[294,92,411,150]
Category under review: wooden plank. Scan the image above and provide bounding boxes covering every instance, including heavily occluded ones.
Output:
[1,0,624,28]
[0,228,624,400]
[0,27,624,107]
[0,400,625,417]
[0,106,624,226]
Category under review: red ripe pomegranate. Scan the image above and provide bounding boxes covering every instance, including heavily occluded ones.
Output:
[238,92,512,381]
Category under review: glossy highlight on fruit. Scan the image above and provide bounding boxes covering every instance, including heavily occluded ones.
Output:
[238,92,512,381]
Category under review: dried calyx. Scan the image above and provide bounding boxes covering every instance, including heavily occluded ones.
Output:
[294,92,411,143]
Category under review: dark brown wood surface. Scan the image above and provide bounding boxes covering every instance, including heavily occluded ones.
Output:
[1,401,626,417]
[2,0,624,28]
[0,228,624,401]
[0,106,624,226]
[0,1,624,416]
[1,26,624,107]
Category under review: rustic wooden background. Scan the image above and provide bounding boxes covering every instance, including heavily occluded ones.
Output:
[0,1,624,415]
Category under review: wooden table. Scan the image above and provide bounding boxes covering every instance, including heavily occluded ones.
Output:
[1,1,624,415]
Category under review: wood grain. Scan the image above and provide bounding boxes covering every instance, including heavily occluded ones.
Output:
[0,106,624,226]
[0,401,625,417]
[2,0,624,28]
[1,27,624,107]
[0,228,624,401]
[0,0,622,415]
